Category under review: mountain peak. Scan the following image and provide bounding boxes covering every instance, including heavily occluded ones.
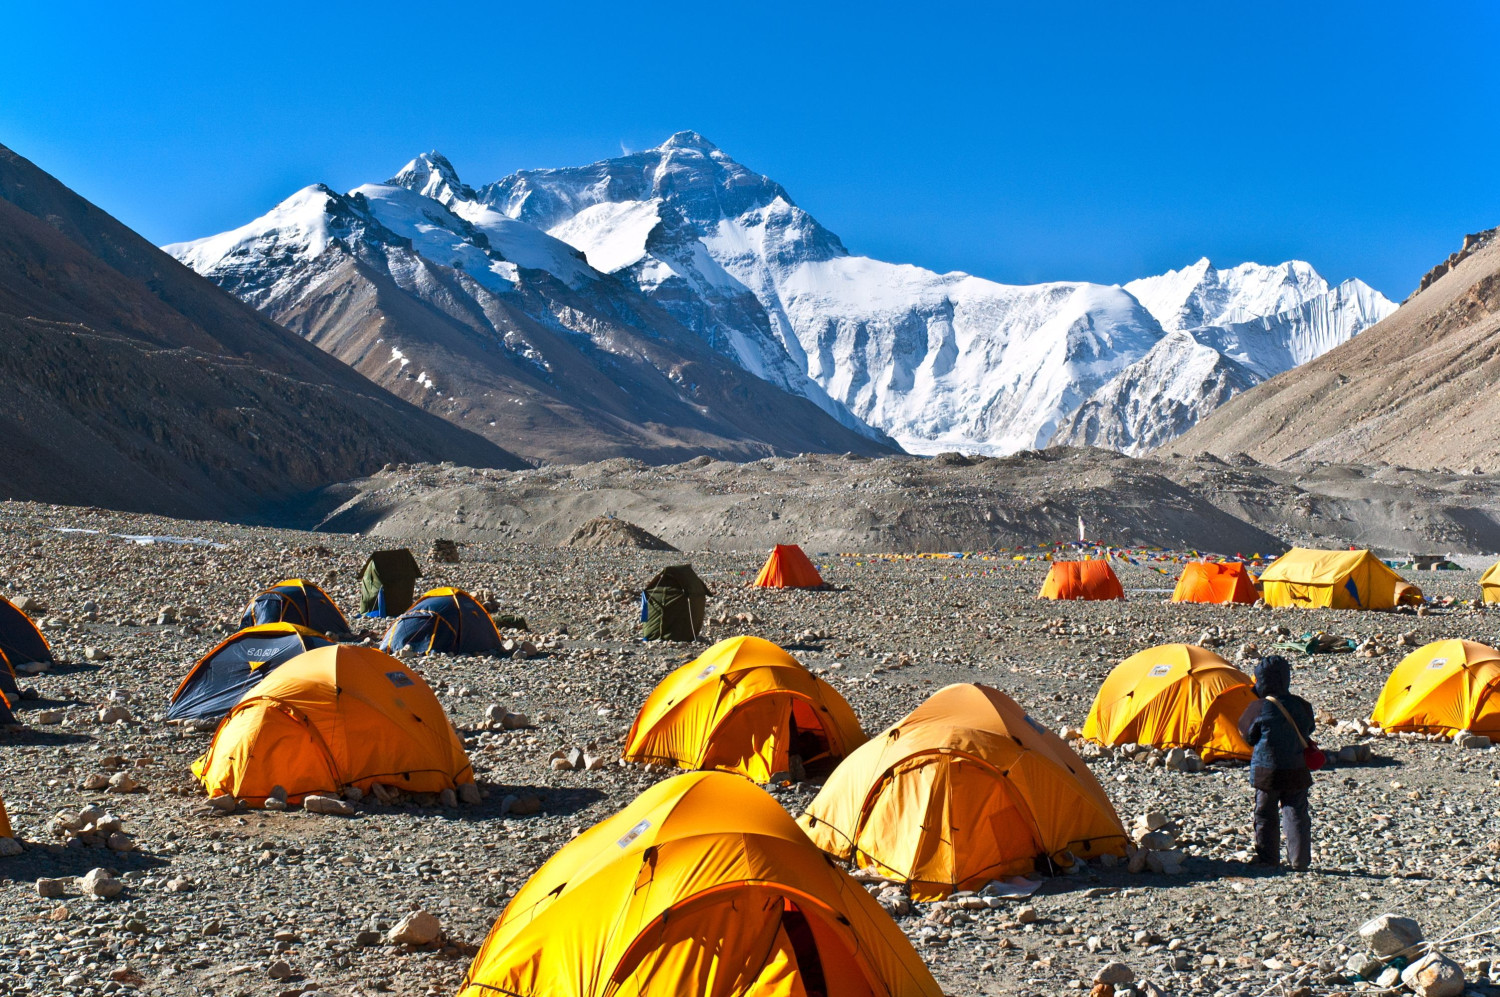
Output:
[658,130,720,154]
[388,151,473,204]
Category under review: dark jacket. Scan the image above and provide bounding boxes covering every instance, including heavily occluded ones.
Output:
[1238,655,1316,791]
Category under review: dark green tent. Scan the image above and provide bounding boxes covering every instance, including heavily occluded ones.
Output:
[360,549,423,618]
[640,564,712,641]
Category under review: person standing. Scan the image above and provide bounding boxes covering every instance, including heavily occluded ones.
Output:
[1238,654,1316,870]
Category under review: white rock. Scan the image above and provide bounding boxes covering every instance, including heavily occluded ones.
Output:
[1359,913,1424,957]
[387,909,442,946]
[0,837,22,857]
[303,794,355,816]
[78,868,122,899]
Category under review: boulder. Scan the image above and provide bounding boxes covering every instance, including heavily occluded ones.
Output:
[1093,961,1135,985]
[303,794,356,816]
[78,868,122,899]
[1359,913,1423,957]
[1400,952,1464,997]
[387,909,442,946]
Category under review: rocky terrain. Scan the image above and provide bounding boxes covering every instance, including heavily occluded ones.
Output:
[0,144,520,522]
[0,499,1496,997]
[1174,227,1500,470]
[309,448,1500,557]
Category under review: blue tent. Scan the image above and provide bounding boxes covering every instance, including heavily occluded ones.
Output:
[381,588,502,655]
[240,579,351,635]
[167,623,335,722]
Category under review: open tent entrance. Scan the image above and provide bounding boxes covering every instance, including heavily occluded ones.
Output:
[699,693,840,782]
[612,888,875,997]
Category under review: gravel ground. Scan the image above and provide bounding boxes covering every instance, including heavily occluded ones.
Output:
[0,499,1497,997]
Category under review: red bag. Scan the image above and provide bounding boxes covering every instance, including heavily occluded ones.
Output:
[1268,696,1324,771]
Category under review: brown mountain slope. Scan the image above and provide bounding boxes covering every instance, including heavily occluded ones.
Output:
[0,144,523,520]
[1169,229,1500,469]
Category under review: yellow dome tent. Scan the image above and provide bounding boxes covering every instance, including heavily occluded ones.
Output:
[458,771,942,997]
[1371,639,1500,737]
[1083,644,1255,761]
[799,684,1127,900]
[1258,548,1422,610]
[1480,563,1500,603]
[192,645,473,805]
[623,636,865,783]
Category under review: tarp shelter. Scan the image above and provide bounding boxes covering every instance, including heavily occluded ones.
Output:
[457,771,942,997]
[800,684,1127,900]
[753,544,826,589]
[640,564,712,641]
[166,623,335,722]
[1259,549,1422,610]
[1038,560,1125,601]
[623,636,866,783]
[380,587,502,655]
[1480,562,1500,604]
[240,579,351,635]
[1371,639,1500,737]
[1172,562,1259,605]
[1083,644,1255,761]
[360,549,423,617]
[192,645,473,805]
[0,596,52,699]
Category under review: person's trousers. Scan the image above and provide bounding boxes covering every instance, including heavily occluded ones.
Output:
[1254,786,1311,868]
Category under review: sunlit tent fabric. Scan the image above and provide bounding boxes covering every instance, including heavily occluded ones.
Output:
[1172,562,1259,605]
[166,623,335,722]
[0,596,52,699]
[457,771,942,997]
[240,579,351,634]
[800,683,1127,900]
[623,636,866,783]
[754,544,826,589]
[1259,548,1422,610]
[380,587,502,655]
[1038,560,1125,601]
[1083,644,1255,761]
[1371,639,1500,737]
[360,548,422,617]
[1480,562,1500,604]
[192,645,473,805]
[0,788,11,837]
[640,564,712,641]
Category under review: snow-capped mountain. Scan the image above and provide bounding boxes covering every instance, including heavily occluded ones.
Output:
[164,154,897,465]
[1055,260,1398,453]
[168,133,1398,462]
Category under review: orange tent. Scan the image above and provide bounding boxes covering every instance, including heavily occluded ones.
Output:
[192,645,473,805]
[623,636,865,783]
[1371,640,1500,736]
[459,771,942,997]
[800,684,1128,899]
[753,544,826,589]
[1083,644,1255,761]
[1172,562,1258,605]
[0,789,11,838]
[1039,560,1124,601]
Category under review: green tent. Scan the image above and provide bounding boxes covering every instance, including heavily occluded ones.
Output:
[360,549,423,617]
[640,564,712,641]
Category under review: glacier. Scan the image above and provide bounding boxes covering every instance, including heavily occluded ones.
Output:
[167,133,1399,459]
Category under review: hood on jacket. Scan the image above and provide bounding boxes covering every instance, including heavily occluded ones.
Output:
[1255,654,1292,698]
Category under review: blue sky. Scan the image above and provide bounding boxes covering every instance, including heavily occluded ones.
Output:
[2,1,1496,297]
